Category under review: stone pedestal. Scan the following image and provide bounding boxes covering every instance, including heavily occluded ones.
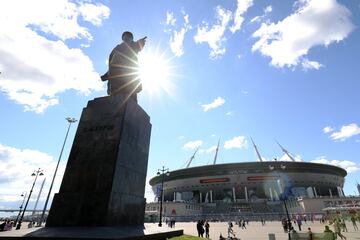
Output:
[46,94,151,227]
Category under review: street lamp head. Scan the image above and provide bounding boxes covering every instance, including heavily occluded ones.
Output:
[39,172,44,176]
[31,173,36,176]
[166,171,170,176]
[280,164,286,170]
[268,165,274,170]
[66,117,77,123]
[21,193,24,197]
[157,171,160,176]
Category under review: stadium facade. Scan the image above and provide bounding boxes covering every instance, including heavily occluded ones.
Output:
[149,161,347,204]
[146,142,360,221]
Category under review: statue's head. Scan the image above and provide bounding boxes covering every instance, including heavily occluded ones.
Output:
[122,31,134,43]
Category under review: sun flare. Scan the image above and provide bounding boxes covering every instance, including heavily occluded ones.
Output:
[138,50,174,95]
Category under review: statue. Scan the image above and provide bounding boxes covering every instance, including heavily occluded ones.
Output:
[101,31,146,100]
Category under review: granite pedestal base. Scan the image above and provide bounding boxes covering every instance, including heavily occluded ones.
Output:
[46,94,151,227]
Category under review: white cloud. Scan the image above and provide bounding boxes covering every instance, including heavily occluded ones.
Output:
[230,0,253,33]
[264,5,273,14]
[178,135,185,140]
[205,145,218,154]
[302,59,323,70]
[311,156,360,173]
[252,0,354,69]
[0,0,105,113]
[201,97,225,112]
[0,143,65,204]
[224,136,248,150]
[226,111,234,116]
[250,5,272,23]
[167,11,192,57]
[250,16,261,23]
[183,140,203,150]
[194,6,232,59]
[145,176,156,203]
[78,2,110,26]
[166,11,176,26]
[330,123,360,141]
[323,126,334,133]
[280,154,303,162]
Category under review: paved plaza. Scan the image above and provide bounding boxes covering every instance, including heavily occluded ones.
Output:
[159,221,360,240]
[0,221,359,239]
[0,222,182,239]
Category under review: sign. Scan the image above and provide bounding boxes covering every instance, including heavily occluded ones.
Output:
[200,178,229,184]
[155,184,162,197]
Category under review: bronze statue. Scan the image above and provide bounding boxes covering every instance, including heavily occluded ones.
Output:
[101,31,146,100]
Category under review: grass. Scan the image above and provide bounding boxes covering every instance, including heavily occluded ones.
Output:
[169,235,203,240]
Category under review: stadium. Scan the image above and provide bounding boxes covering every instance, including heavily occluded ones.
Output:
[146,141,360,221]
[149,161,347,204]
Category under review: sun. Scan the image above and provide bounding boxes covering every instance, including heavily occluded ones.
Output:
[138,49,174,96]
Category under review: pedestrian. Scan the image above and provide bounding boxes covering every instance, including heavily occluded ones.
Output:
[0,219,6,231]
[196,220,202,237]
[205,221,210,238]
[282,218,288,233]
[297,218,302,231]
[227,221,236,238]
[242,220,246,229]
[323,225,335,240]
[341,218,348,232]
[351,215,358,231]
[4,220,13,231]
[333,219,347,240]
[307,227,313,240]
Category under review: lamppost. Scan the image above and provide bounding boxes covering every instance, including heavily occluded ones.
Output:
[269,162,293,240]
[157,166,169,227]
[38,117,77,226]
[14,192,27,227]
[16,168,44,230]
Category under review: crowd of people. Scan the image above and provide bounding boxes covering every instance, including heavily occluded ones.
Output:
[196,219,210,238]
[280,214,359,240]
[0,219,39,232]
[0,219,13,231]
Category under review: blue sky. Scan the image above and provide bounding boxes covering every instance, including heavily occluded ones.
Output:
[0,0,360,214]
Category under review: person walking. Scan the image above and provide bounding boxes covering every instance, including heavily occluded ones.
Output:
[341,218,348,232]
[242,219,246,229]
[351,215,358,231]
[227,221,236,238]
[333,219,347,240]
[205,221,210,238]
[297,218,302,231]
